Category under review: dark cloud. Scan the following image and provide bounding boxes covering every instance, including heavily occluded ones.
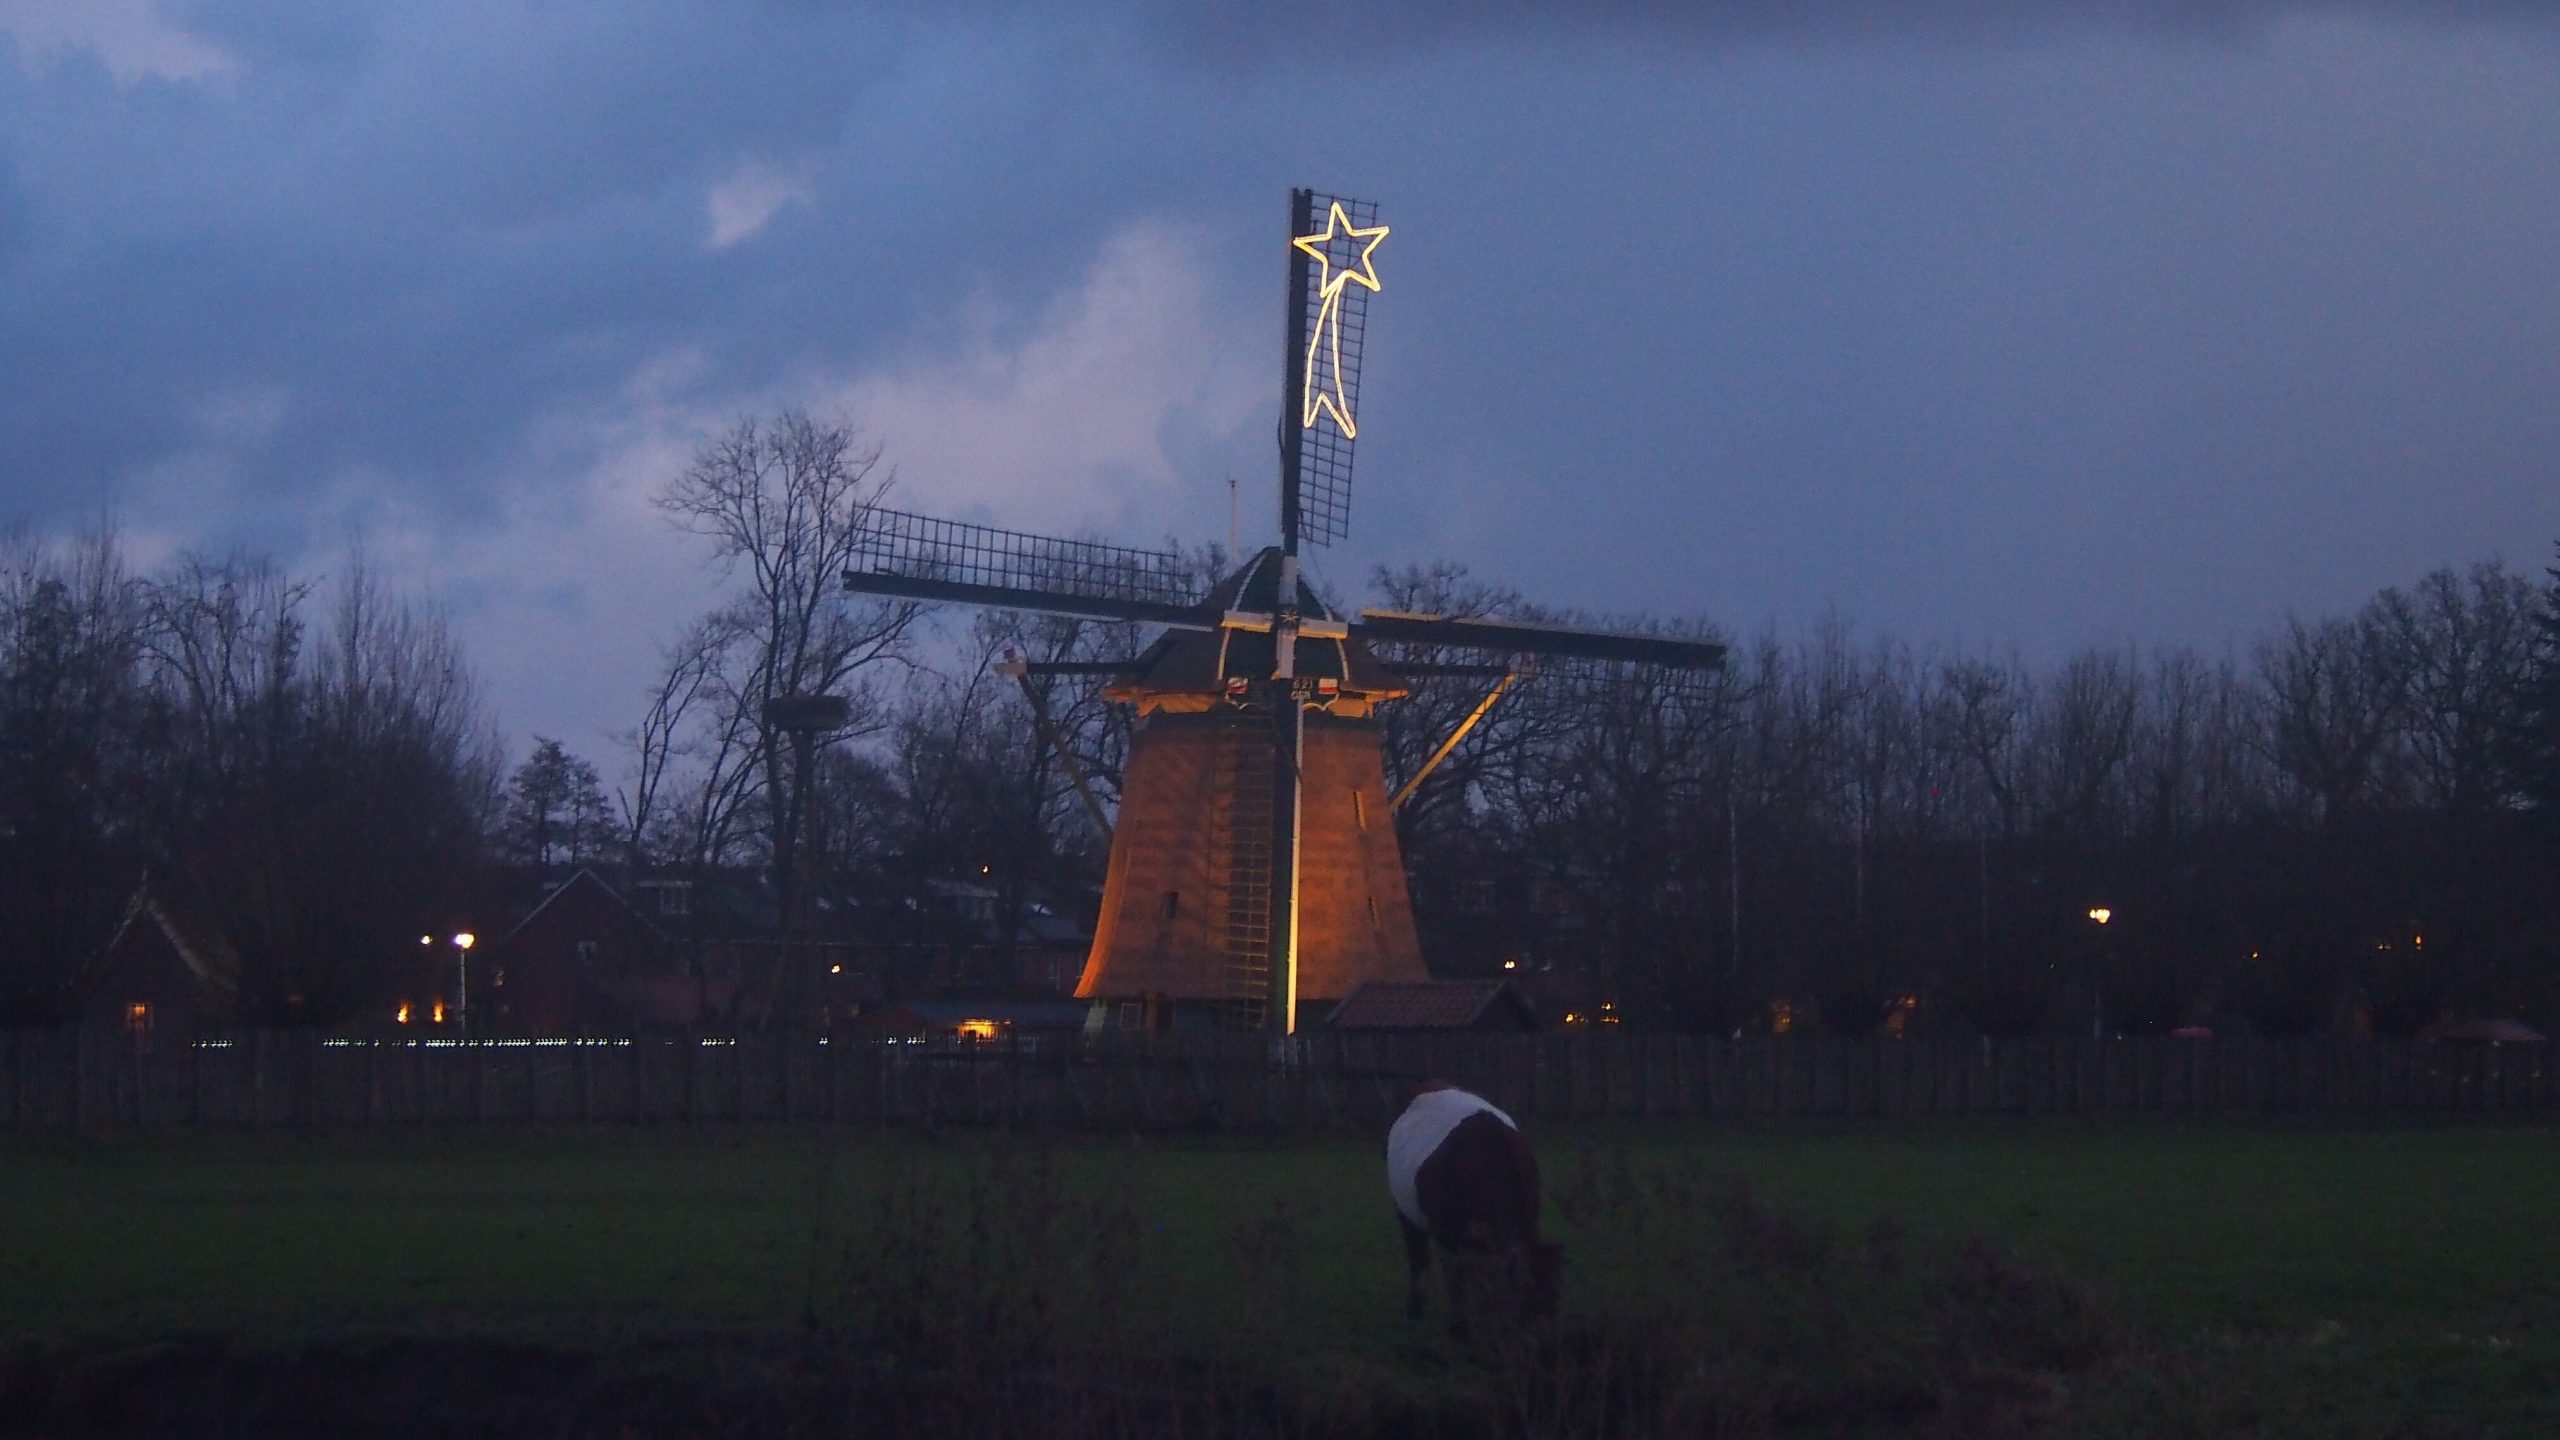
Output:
[1,0,2556,749]
[970,0,2560,70]
[1,5,941,539]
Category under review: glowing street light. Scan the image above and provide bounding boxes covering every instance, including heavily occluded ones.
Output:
[2084,908,2112,1039]
[453,932,477,1037]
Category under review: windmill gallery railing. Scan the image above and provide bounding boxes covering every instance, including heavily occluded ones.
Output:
[2,1029,2551,1130]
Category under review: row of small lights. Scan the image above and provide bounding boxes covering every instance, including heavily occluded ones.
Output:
[234,1035,971,1050]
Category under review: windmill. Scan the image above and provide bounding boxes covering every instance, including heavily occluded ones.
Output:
[842,188,1725,1034]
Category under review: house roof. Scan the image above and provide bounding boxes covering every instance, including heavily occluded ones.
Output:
[498,867,666,947]
[1326,979,1538,1032]
[89,886,241,1006]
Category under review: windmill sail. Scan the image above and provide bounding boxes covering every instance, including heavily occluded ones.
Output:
[1355,609,1726,670]
[1282,189,1385,550]
[840,508,1203,626]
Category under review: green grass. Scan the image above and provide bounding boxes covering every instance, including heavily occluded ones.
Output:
[5,1118,2559,1433]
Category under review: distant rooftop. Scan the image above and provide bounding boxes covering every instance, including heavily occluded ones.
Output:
[1326,979,1538,1032]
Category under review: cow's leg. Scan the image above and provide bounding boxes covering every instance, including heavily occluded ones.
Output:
[1441,1245,1474,1341]
[1398,1213,1431,1321]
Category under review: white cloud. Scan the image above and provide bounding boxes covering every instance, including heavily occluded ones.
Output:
[704,159,816,250]
[339,223,1264,766]
[820,222,1263,536]
[0,0,236,84]
[365,351,723,762]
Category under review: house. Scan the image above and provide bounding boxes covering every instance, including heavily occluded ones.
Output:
[460,866,885,1034]
[1325,979,1541,1034]
[476,868,684,1032]
[80,888,238,1045]
[845,876,1096,998]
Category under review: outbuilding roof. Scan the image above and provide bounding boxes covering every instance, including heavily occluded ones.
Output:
[1326,979,1539,1032]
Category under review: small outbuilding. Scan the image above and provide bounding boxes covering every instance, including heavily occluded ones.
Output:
[81,889,238,1046]
[1324,979,1541,1034]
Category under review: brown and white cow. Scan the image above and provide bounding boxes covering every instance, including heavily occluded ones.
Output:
[1386,1081,1562,1332]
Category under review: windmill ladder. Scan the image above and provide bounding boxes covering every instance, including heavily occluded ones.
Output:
[1217,715,1275,1030]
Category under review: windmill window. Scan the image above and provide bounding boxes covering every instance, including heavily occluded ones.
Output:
[576,940,599,965]
[1163,890,1181,920]
[1352,790,1367,833]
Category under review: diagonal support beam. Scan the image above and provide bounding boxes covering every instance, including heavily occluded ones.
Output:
[1389,670,1519,813]
[997,657,1115,845]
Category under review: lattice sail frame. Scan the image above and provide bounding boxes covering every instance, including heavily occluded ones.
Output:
[1370,648,1729,710]
[849,508,1193,609]
[1286,190,1384,549]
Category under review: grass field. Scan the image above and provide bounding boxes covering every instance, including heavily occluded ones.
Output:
[5,1118,2557,1435]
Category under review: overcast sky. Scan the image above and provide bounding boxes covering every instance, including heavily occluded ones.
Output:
[3,2,2555,761]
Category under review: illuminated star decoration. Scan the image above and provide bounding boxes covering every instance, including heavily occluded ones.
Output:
[1293,201,1389,438]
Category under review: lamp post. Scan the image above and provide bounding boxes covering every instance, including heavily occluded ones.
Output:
[453,932,477,1037]
[2085,908,2111,1041]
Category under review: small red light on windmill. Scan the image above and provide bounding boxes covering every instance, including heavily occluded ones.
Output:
[1226,678,1249,696]
[1317,678,1338,696]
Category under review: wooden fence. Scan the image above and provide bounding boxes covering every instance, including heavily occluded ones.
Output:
[2,1030,2552,1131]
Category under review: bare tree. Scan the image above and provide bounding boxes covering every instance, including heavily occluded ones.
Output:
[0,524,150,1022]
[2257,607,2412,825]
[2518,542,2560,817]
[2375,563,2536,815]
[641,411,923,869]
[139,556,498,1026]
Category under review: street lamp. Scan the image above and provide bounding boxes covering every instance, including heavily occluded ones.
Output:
[2084,908,2111,1039]
[453,932,477,1037]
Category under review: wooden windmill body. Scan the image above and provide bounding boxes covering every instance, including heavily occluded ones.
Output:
[1076,547,1426,1025]
[843,188,1726,1033]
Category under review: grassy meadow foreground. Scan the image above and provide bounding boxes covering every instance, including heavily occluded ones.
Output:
[3,1119,2556,1436]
